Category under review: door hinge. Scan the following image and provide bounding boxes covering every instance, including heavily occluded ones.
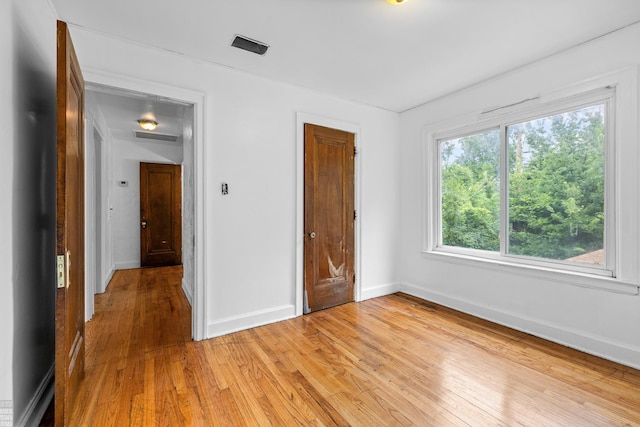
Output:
[354,210,357,221]
[354,146,358,156]
[56,255,65,288]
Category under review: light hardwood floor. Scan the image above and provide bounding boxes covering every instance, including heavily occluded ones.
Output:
[66,266,640,426]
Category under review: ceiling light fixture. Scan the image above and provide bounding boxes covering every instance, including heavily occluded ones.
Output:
[137,119,158,131]
[386,0,408,4]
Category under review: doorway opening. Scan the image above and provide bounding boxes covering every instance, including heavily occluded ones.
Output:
[83,79,205,340]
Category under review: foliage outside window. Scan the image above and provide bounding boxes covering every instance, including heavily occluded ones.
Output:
[437,95,611,274]
[441,129,500,252]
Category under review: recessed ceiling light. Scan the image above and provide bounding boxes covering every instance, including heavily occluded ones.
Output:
[137,119,158,131]
[387,0,408,4]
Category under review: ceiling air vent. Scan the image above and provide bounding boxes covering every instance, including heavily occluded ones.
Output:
[231,35,269,55]
[133,130,179,143]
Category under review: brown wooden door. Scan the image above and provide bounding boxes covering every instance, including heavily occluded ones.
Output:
[304,124,355,313]
[140,163,182,267]
[55,20,85,426]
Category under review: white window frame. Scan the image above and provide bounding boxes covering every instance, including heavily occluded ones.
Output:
[423,68,640,295]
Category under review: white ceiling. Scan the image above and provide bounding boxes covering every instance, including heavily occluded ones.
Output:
[55,0,640,114]
[86,85,188,143]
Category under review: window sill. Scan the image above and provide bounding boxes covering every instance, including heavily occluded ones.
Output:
[421,250,639,296]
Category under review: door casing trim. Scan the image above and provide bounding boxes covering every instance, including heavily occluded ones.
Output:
[295,113,362,316]
[81,67,208,341]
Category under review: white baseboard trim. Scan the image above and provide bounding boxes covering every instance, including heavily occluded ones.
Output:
[15,364,54,427]
[182,278,193,307]
[99,267,115,293]
[114,261,140,270]
[360,282,400,301]
[400,282,640,370]
[207,304,296,338]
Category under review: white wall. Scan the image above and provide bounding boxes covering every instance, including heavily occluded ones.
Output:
[399,24,640,369]
[0,0,14,409]
[8,0,58,424]
[110,138,183,270]
[69,26,400,336]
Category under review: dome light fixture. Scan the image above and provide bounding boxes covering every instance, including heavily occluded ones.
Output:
[386,0,408,4]
[137,119,158,131]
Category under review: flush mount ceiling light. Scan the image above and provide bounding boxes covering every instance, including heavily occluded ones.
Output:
[137,119,158,131]
[387,0,408,4]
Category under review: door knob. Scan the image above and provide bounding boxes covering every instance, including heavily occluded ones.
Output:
[308,231,316,239]
[141,221,147,229]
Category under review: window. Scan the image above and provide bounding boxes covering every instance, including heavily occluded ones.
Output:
[506,104,606,265]
[434,90,614,276]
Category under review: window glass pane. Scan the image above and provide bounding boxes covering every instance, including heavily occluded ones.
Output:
[507,104,605,266]
[440,129,500,251]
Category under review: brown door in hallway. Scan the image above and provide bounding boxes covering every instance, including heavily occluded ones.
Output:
[304,124,355,313]
[55,20,86,427]
[140,162,182,267]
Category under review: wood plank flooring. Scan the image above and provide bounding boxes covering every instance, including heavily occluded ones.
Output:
[66,266,640,426]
